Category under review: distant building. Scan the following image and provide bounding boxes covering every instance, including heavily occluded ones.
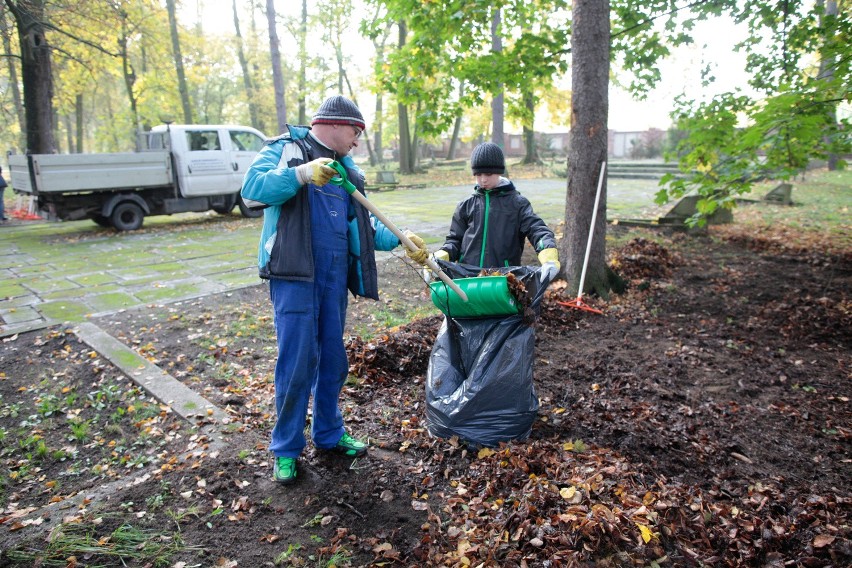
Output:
[608,131,645,159]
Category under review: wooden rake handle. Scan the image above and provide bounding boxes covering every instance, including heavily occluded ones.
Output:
[348,189,468,302]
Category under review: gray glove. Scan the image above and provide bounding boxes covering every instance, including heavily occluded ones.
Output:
[539,261,559,284]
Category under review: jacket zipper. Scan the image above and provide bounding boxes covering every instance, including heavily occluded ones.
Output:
[479,191,490,267]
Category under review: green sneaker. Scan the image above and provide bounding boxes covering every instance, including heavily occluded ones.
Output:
[332,432,368,457]
[273,457,297,484]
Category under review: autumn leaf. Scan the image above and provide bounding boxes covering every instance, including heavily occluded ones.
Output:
[637,523,657,543]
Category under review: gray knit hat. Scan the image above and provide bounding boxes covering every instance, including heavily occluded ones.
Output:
[311,95,366,130]
[470,142,505,175]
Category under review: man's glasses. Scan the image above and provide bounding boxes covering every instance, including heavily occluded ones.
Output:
[352,126,363,139]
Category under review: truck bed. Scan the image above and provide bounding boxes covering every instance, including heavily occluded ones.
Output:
[9,151,173,194]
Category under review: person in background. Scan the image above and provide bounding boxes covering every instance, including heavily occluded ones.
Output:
[433,142,559,280]
[240,96,427,485]
[0,166,8,222]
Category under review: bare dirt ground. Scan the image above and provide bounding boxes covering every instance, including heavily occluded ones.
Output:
[1,221,849,567]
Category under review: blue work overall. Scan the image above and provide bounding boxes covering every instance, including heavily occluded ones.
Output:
[268,180,351,457]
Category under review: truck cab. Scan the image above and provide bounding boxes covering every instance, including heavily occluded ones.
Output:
[149,124,266,199]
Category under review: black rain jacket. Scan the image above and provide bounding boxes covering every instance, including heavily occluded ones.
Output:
[440,178,556,268]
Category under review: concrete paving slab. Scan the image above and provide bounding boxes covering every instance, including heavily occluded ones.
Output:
[0,304,41,324]
[73,322,235,450]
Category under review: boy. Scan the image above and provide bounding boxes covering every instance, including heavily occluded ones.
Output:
[434,142,559,280]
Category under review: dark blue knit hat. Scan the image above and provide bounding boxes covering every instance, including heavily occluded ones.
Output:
[470,142,505,174]
[311,96,366,130]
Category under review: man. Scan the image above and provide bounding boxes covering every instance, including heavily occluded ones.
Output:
[241,96,427,484]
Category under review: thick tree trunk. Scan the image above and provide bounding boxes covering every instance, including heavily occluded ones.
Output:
[490,8,504,148]
[561,0,611,298]
[233,0,259,130]
[10,0,56,154]
[266,0,287,133]
[165,0,193,124]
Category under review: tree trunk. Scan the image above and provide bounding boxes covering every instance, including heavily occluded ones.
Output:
[447,81,465,160]
[398,101,411,174]
[336,44,344,94]
[522,90,540,164]
[1,10,27,152]
[490,8,504,148]
[75,94,83,153]
[560,0,611,298]
[118,11,140,136]
[298,0,307,125]
[9,0,56,154]
[817,0,839,171]
[411,100,421,172]
[266,0,287,133]
[342,71,377,165]
[233,0,259,130]
[165,0,193,124]
[372,92,383,166]
[397,20,412,174]
[370,21,392,166]
[64,114,73,154]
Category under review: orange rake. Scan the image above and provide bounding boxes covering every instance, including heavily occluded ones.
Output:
[559,161,606,315]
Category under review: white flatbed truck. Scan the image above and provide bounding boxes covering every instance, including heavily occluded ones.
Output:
[8,124,267,230]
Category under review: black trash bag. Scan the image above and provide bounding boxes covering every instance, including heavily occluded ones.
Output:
[425,262,553,447]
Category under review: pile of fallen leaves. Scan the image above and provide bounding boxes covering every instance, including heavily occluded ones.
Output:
[609,237,684,281]
[346,316,442,383]
[756,295,852,344]
[715,223,852,259]
[405,439,850,566]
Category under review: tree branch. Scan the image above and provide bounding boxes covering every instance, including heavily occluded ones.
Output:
[612,0,725,38]
[41,21,120,58]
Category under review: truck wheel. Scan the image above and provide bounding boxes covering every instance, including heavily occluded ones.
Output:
[213,195,237,215]
[111,202,144,231]
[238,194,263,218]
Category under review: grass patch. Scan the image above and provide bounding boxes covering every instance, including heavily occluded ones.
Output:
[5,520,199,567]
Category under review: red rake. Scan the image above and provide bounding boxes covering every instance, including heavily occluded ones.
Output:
[559,161,606,315]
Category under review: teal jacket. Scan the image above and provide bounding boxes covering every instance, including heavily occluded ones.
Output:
[241,125,399,300]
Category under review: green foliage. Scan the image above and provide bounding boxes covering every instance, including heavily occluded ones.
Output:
[368,0,570,141]
[654,0,851,226]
